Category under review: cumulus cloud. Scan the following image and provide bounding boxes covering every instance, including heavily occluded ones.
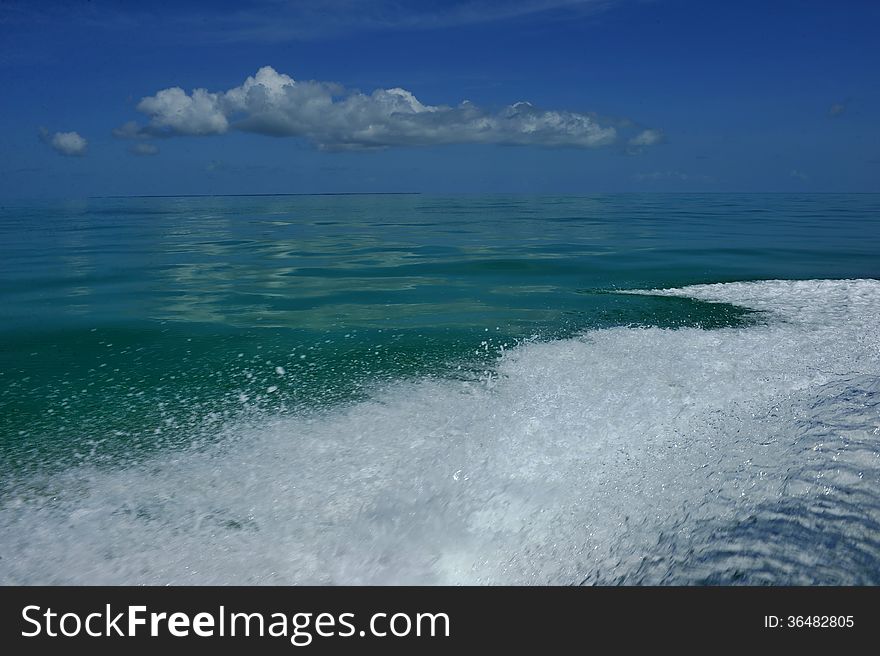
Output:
[39,127,88,156]
[628,128,664,147]
[117,66,659,151]
[128,142,159,156]
[137,87,229,136]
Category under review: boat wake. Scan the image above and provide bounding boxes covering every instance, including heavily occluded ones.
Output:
[1,279,879,584]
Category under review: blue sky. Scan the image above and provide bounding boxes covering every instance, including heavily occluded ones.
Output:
[1,0,878,197]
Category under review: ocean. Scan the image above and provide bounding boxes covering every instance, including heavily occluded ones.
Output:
[1,193,879,584]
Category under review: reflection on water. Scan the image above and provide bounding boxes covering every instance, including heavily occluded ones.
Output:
[3,194,878,331]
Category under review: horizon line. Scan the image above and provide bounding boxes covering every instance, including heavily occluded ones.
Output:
[89,192,424,199]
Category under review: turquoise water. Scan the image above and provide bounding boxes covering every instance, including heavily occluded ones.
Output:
[1,194,879,584]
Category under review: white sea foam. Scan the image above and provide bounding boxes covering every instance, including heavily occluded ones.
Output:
[1,279,879,584]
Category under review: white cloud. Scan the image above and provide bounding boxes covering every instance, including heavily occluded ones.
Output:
[628,128,664,147]
[128,142,159,156]
[136,87,229,136]
[39,127,88,156]
[118,66,660,151]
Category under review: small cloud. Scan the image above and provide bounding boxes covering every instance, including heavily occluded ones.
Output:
[789,169,809,180]
[113,121,149,139]
[39,127,88,157]
[827,103,846,118]
[128,142,159,156]
[629,128,664,147]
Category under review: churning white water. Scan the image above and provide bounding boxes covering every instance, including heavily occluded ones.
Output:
[1,279,879,584]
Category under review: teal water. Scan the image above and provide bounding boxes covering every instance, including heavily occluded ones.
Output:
[1,194,879,584]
